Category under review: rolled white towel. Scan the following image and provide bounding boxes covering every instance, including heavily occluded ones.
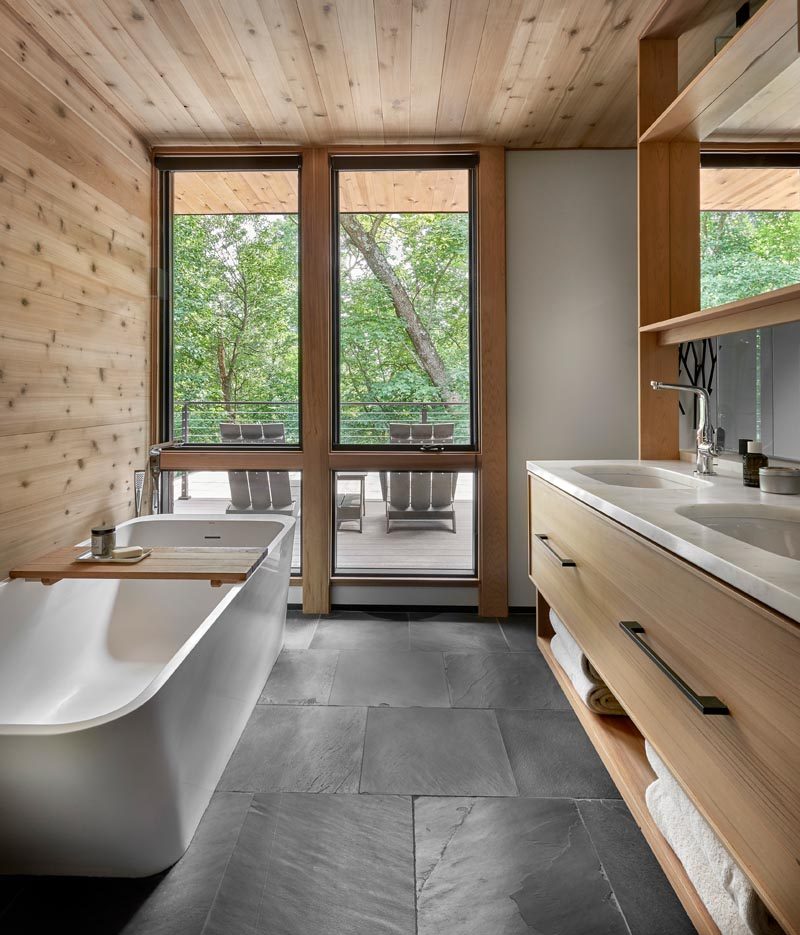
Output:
[645,742,785,935]
[549,609,603,681]
[548,610,625,715]
[550,633,625,715]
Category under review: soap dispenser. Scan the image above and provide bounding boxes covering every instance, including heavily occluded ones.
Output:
[743,441,768,488]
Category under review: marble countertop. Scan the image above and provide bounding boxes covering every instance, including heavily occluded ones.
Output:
[526,458,800,624]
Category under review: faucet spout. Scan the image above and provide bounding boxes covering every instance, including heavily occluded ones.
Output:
[148,440,178,514]
[650,382,716,476]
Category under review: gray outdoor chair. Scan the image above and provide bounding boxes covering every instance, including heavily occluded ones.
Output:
[379,423,458,533]
[220,422,297,516]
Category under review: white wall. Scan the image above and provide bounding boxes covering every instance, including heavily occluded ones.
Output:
[506,151,639,606]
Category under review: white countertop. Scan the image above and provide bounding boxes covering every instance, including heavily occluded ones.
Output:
[526,458,800,624]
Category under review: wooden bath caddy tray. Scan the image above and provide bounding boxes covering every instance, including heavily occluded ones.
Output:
[9,545,269,587]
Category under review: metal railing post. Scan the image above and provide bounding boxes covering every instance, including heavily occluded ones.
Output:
[179,401,190,499]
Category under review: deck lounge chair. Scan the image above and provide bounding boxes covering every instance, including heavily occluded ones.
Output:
[380,423,458,533]
[220,422,297,516]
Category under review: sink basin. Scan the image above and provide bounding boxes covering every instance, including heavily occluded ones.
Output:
[677,504,800,560]
[573,464,706,490]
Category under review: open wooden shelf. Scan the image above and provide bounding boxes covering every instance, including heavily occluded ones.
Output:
[639,281,800,344]
[535,599,721,935]
[639,0,800,143]
[9,545,270,587]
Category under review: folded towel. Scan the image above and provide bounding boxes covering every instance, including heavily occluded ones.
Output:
[645,742,785,935]
[549,609,603,681]
[548,610,625,715]
[550,632,625,715]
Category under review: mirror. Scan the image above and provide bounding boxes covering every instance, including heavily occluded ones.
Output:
[712,322,800,461]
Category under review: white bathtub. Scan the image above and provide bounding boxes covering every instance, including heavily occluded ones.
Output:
[0,513,295,877]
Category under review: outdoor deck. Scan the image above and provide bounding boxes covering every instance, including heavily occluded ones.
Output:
[171,473,475,576]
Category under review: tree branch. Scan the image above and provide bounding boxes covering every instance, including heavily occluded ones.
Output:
[340,214,461,404]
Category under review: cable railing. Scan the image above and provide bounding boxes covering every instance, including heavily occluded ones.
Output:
[173,399,471,446]
[339,401,471,445]
[174,401,301,446]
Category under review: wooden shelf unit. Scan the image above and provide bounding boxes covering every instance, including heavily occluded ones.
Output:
[640,0,800,144]
[640,281,800,344]
[637,0,800,460]
[535,590,721,935]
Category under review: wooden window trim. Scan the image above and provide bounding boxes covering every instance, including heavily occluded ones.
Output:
[160,450,305,471]
[153,145,508,616]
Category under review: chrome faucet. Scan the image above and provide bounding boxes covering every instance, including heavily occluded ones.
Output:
[148,440,178,514]
[650,381,716,476]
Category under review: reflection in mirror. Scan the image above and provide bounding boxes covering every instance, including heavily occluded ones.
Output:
[700,158,800,308]
[712,322,800,461]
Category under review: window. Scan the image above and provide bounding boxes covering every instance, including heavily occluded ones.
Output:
[332,470,476,577]
[158,156,301,446]
[332,156,477,448]
[164,469,302,575]
[700,153,800,308]
[155,149,507,609]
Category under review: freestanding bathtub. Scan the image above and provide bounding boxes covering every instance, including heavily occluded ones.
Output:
[0,513,295,877]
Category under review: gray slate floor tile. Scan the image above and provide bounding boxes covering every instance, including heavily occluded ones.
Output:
[0,792,252,935]
[496,709,620,798]
[218,705,366,793]
[578,799,696,935]
[282,611,319,650]
[259,649,339,704]
[204,793,415,935]
[311,614,410,651]
[330,650,449,707]
[415,796,630,935]
[409,610,496,623]
[445,651,570,709]
[7,616,691,935]
[410,619,508,652]
[361,708,516,795]
[499,615,538,651]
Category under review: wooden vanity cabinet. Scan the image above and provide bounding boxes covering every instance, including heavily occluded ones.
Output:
[528,472,800,935]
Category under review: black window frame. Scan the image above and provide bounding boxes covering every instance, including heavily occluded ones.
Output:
[701,151,800,169]
[155,153,303,450]
[330,153,480,451]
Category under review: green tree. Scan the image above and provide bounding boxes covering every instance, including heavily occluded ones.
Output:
[172,209,471,443]
[172,212,299,436]
[701,210,800,308]
[339,212,470,405]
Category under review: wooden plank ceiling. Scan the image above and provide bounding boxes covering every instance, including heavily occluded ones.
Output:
[10,0,666,148]
[174,169,468,213]
[701,166,800,210]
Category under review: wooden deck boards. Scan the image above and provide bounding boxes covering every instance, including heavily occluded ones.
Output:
[173,498,474,574]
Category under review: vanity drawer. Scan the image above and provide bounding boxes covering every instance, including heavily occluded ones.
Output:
[529,473,800,933]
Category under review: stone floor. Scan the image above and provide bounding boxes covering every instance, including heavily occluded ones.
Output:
[0,610,697,935]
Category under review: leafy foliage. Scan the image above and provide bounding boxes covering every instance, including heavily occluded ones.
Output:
[701,211,800,308]
[172,209,471,442]
[173,213,299,403]
[338,212,470,405]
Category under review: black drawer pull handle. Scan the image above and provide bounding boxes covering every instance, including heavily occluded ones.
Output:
[534,534,576,567]
[620,622,729,716]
